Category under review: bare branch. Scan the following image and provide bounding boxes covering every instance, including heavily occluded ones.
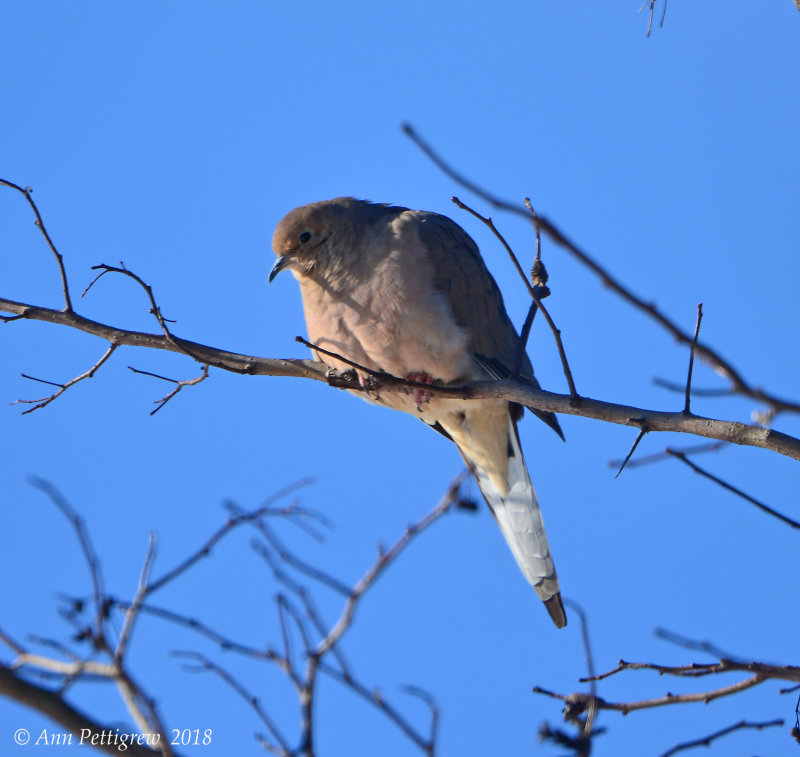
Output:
[399,129,800,418]
[666,449,800,529]
[451,196,578,398]
[127,363,210,415]
[116,533,158,663]
[683,304,703,414]
[319,663,437,755]
[0,180,72,311]
[13,345,117,414]
[608,441,725,471]
[653,378,733,398]
[516,199,547,368]
[4,294,800,460]
[146,479,313,594]
[659,719,783,757]
[0,294,329,381]
[0,626,26,656]
[653,628,742,661]
[86,263,177,332]
[639,0,668,37]
[563,600,598,739]
[175,652,291,755]
[112,668,173,754]
[317,469,469,659]
[108,599,280,662]
[0,663,169,757]
[614,426,649,478]
[230,502,350,596]
[30,479,107,647]
[536,673,768,715]
[450,196,536,300]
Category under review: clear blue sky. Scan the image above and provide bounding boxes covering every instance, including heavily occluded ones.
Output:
[2,2,799,756]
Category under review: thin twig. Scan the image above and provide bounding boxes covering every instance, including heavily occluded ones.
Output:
[251,540,352,677]
[146,479,313,594]
[563,599,598,740]
[451,196,535,298]
[654,628,740,661]
[319,663,436,754]
[608,441,725,471]
[641,0,656,36]
[29,479,107,647]
[451,196,578,398]
[317,470,469,659]
[116,533,158,662]
[132,363,210,415]
[241,512,349,596]
[175,652,291,755]
[0,626,26,655]
[653,378,733,397]
[615,426,648,478]
[402,685,439,755]
[658,718,783,757]
[516,200,546,367]
[13,345,117,414]
[0,180,72,311]
[400,126,523,216]
[86,263,176,331]
[667,449,800,529]
[683,304,703,414]
[84,262,223,373]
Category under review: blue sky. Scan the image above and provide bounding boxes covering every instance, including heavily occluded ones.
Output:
[2,2,799,755]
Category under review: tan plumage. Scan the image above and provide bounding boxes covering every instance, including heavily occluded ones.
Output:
[271,198,566,628]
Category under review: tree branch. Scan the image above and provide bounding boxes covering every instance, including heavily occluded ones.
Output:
[7,296,797,460]
[0,664,171,757]
[399,129,800,418]
[659,718,783,757]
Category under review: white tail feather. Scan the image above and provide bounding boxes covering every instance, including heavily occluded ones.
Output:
[470,420,560,603]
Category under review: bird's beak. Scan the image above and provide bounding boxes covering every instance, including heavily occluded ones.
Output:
[269,255,292,283]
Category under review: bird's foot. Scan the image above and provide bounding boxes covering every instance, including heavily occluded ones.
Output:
[359,373,381,400]
[406,371,434,411]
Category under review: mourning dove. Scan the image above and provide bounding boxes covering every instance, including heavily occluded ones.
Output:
[270,198,567,628]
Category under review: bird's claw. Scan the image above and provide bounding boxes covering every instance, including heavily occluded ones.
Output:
[406,371,434,411]
[359,373,381,400]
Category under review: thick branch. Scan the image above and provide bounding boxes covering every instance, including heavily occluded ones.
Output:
[4,297,800,461]
[0,664,169,757]
[0,297,325,380]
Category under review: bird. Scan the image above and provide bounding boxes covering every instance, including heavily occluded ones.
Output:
[270,197,567,628]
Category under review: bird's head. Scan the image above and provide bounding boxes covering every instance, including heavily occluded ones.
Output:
[270,200,334,282]
[270,197,401,284]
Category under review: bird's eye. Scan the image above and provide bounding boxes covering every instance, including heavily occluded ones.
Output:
[299,230,312,244]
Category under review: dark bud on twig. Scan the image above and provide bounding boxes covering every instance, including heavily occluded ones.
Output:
[531,258,549,288]
[73,628,92,643]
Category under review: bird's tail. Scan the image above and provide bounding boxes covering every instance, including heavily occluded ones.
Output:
[469,420,566,628]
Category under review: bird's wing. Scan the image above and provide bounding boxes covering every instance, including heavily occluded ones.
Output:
[416,212,563,438]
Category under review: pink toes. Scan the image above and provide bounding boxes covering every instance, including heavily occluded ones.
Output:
[406,371,434,411]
